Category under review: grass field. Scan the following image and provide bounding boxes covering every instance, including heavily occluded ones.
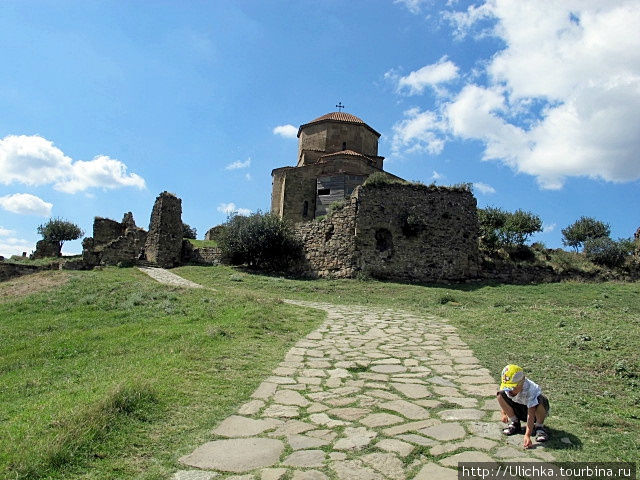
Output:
[1,265,638,479]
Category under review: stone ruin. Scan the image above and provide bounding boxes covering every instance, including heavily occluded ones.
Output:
[82,191,183,268]
[144,192,183,268]
[82,212,148,267]
[31,239,61,259]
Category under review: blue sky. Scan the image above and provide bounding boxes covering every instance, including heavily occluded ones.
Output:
[1,0,639,257]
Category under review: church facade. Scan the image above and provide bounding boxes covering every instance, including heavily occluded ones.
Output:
[271,112,400,223]
[271,111,480,282]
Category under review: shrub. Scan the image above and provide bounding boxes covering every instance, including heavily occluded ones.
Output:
[478,207,542,250]
[182,222,197,239]
[583,237,633,268]
[562,217,611,252]
[37,218,84,251]
[218,212,302,270]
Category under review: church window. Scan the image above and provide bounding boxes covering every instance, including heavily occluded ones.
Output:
[302,201,309,216]
[318,188,330,196]
[342,142,347,150]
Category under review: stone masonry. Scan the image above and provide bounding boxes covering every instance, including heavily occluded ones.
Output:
[145,191,183,268]
[294,183,479,282]
[82,212,147,267]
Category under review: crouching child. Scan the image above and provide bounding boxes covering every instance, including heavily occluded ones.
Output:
[497,364,550,449]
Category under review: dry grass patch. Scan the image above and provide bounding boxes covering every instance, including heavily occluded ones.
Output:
[0,271,70,302]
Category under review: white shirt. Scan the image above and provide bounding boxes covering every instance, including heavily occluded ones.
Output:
[504,378,542,408]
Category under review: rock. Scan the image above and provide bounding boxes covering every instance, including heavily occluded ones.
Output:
[212,416,282,437]
[282,450,325,468]
[179,438,284,472]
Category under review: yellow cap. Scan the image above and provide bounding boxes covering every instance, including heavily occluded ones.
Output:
[500,364,524,390]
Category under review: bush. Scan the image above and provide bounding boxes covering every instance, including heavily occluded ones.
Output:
[562,217,611,252]
[218,212,302,270]
[182,222,197,239]
[478,207,542,251]
[583,237,633,268]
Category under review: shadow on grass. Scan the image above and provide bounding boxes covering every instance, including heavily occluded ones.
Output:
[535,427,583,452]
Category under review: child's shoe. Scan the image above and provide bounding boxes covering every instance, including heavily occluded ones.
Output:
[535,426,549,442]
[502,421,521,435]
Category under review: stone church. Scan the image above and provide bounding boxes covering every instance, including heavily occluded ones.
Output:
[271,111,401,223]
[271,111,480,282]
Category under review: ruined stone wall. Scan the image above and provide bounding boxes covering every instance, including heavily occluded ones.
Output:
[145,192,182,268]
[294,197,358,278]
[93,217,125,245]
[83,212,147,267]
[181,240,222,265]
[354,184,479,282]
[31,240,61,259]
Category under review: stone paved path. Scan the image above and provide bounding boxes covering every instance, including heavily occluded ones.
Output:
[138,266,205,289]
[173,299,556,480]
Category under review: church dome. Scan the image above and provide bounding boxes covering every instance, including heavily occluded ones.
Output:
[310,112,366,124]
[298,111,380,137]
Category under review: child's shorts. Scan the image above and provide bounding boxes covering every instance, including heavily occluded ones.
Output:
[500,391,550,422]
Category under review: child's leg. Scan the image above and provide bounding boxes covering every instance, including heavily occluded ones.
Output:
[534,403,547,424]
[497,392,516,419]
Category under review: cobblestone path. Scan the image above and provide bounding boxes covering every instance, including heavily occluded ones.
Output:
[138,266,205,289]
[174,300,555,480]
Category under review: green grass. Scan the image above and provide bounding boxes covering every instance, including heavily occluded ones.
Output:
[2,265,639,478]
[176,266,640,463]
[0,268,323,479]
[186,239,217,248]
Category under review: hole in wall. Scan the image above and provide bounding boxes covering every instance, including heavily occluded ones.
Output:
[375,228,393,254]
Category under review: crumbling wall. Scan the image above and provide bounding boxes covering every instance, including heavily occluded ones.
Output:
[31,240,61,259]
[93,218,125,245]
[145,192,182,268]
[294,198,358,278]
[354,183,479,282]
[83,212,147,267]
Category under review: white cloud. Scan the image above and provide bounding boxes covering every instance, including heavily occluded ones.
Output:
[392,0,640,189]
[225,158,251,170]
[0,238,34,258]
[0,135,146,193]
[245,173,252,181]
[273,125,298,139]
[394,0,430,14]
[473,182,496,194]
[431,171,443,181]
[0,226,16,236]
[543,223,556,233]
[217,202,251,216]
[397,57,459,95]
[0,193,53,216]
[391,107,446,156]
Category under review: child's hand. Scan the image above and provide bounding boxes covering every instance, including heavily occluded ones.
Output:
[523,434,533,449]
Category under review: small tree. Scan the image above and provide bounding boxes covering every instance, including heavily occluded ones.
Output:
[561,217,611,252]
[182,222,197,239]
[37,218,84,252]
[478,207,542,250]
[218,212,302,270]
[583,237,633,268]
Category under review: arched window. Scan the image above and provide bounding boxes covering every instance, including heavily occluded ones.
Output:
[302,201,309,217]
[342,142,347,150]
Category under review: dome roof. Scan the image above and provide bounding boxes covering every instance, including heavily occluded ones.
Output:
[310,112,366,124]
[298,111,380,137]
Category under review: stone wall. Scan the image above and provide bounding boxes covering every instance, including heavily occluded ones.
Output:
[355,183,479,282]
[83,212,147,267]
[93,217,125,245]
[292,183,480,282]
[31,240,61,259]
[145,192,183,268]
[0,263,43,281]
[181,240,223,265]
[294,197,358,277]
